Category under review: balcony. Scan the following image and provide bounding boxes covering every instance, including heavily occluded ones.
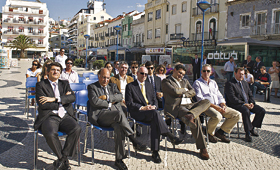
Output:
[3,7,47,15]
[251,24,266,36]
[272,23,280,34]
[110,32,115,36]
[3,30,19,35]
[100,36,105,40]
[95,37,99,41]
[192,4,219,16]
[134,42,141,47]
[105,33,110,37]
[170,33,184,40]
[190,31,218,41]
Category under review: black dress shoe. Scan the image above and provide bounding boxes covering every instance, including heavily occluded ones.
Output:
[250,129,259,137]
[245,134,252,142]
[170,137,184,145]
[133,142,147,151]
[115,159,128,170]
[152,151,162,163]
[53,159,67,170]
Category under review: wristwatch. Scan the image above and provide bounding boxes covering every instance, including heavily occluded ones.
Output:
[55,98,58,103]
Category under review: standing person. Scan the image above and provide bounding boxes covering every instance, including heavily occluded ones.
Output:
[192,54,201,82]
[193,64,241,143]
[241,55,255,74]
[113,61,120,75]
[268,61,279,98]
[60,58,79,83]
[145,61,163,108]
[34,62,81,169]
[125,67,183,163]
[224,56,237,81]
[104,62,115,77]
[155,65,167,81]
[225,67,266,142]
[88,68,147,170]
[128,61,139,80]
[38,60,53,82]
[253,56,264,78]
[203,54,211,65]
[55,48,68,69]
[162,64,211,160]
[26,60,42,78]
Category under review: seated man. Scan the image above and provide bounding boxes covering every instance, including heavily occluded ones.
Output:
[162,64,211,160]
[225,67,266,142]
[193,64,241,143]
[35,62,81,170]
[125,66,183,163]
[253,66,271,100]
[109,61,134,115]
[88,68,147,170]
[60,58,79,83]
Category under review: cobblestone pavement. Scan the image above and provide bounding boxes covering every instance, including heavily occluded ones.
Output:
[0,60,279,170]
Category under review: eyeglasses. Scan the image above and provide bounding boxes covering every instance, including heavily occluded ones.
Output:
[147,67,154,70]
[202,70,211,73]
[139,72,148,76]
[32,63,38,66]
[66,63,73,65]
[132,67,138,69]
[159,69,164,71]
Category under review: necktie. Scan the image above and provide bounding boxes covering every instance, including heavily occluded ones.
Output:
[150,76,155,91]
[132,75,136,80]
[239,81,248,103]
[52,82,65,118]
[195,59,197,64]
[140,83,149,104]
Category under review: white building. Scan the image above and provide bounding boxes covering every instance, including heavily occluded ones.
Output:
[1,0,49,58]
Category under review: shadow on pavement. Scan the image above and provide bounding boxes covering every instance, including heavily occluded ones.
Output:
[0,97,26,116]
[0,79,22,88]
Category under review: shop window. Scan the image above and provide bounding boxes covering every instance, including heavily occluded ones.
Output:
[240,14,250,28]
[148,12,153,22]
[172,5,177,15]
[182,2,187,13]
[156,9,161,20]
[155,28,161,38]
[147,30,152,39]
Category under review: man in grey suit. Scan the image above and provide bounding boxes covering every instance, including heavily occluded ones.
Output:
[162,64,211,160]
[87,68,147,170]
[35,62,81,170]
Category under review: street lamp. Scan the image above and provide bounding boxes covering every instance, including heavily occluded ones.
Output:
[68,39,73,58]
[84,34,90,69]
[197,0,212,76]
[113,25,122,61]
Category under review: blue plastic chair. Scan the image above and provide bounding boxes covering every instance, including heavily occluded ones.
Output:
[83,80,97,88]
[75,90,88,119]
[89,74,98,80]
[70,83,86,92]
[83,72,94,79]
[25,81,37,119]
[79,77,85,83]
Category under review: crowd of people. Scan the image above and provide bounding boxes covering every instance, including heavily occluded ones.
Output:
[27,50,280,170]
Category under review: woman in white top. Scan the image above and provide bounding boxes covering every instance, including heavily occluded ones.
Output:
[26,60,42,78]
[155,65,167,81]
[243,69,256,97]
[268,61,280,98]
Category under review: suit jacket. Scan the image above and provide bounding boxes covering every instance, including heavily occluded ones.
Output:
[145,75,162,103]
[204,59,211,65]
[109,74,134,92]
[241,60,255,74]
[113,68,119,75]
[34,79,76,130]
[125,80,158,113]
[192,58,201,72]
[128,73,137,80]
[88,82,123,126]
[161,76,196,118]
[253,61,264,76]
[224,78,255,108]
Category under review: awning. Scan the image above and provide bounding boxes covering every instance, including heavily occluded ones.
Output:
[128,47,146,53]
[38,28,43,30]
[39,18,43,20]
[28,17,33,19]
[19,27,24,29]
[19,16,24,18]
[8,16,13,18]
[217,38,280,47]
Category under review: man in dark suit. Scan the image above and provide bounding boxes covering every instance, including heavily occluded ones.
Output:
[35,62,81,170]
[241,55,255,74]
[113,61,120,75]
[145,61,163,108]
[125,66,183,163]
[88,68,146,170]
[253,56,264,78]
[162,64,211,160]
[128,61,138,80]
[203,54,211,65]
[192,54,201,82]
[225,67,266,142]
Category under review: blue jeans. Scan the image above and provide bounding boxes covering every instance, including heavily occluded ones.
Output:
[249,84,257,98]
[226,72,233,81]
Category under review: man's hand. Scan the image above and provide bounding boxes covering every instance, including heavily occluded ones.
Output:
[156,92,163,99]
[220,103,227,112]
[66,91,71,95]
[211,104,225,114]
[98,95,107,100]
[249,103,254,109]
[39,96,56,105]
[122,99,126,105]
[140,105,156,110]
[244,103,252,109]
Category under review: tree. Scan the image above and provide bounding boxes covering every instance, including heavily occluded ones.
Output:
[9,35,36,58]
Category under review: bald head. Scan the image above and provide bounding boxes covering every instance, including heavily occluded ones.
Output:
[98,68,110,87]
[137,66,148,83]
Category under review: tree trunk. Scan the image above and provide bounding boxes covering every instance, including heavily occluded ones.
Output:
[21,50,25,58]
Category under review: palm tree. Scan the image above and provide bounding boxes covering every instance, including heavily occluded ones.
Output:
[9,35,36,58]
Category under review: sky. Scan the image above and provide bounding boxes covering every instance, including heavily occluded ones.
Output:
[0,0,147,20]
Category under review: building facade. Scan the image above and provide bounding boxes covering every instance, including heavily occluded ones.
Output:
[2,0,49,58]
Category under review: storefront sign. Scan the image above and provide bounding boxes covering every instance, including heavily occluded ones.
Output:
[159,55,171,65]
[142,55,151,64]
[183,40,216,47]
[97,49,108,55]
[207,50,238,60]
[145,48,165,54]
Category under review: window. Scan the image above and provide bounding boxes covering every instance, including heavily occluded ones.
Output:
[167,4,169,12]
[196,21,202,33]
[155,28,161,38]
[166,24,168,34]
[19,27,24,32]
[148,12,153,21]
[147,30,152,39]
[256,13,266,26]
[28,27,33,33]
[172,5,177,15]
[38,39,43,44]
[142,34,144,42]
[19,17,24,21]
[8,26,13,31]
[182,2,187,13]
[93,17,96,20]
[241,14,250,28]
[28,17,33,22]
[275,11,280,24]
[38,28,43,33]
[156,9,161,20]
[101,16,104,21]
[175,24,181,34]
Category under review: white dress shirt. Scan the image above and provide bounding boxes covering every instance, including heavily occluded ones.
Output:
[60,69,79,83]
[48,79,67,115]
[55,54,67,68]
[119,75,127,99]
[224,61,236,72]
[171,76,192,105]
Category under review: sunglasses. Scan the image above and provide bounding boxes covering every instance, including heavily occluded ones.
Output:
[147,67,154,70]
[159,69,164,71]
[139,72,148,76]
[61,51,65,52]
[132,67,138,69]
[32,63,38,66]
[202,70,211,73]
[66,63,73,65]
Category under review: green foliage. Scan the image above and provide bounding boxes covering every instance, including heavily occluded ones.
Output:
[92,60,105,69]
[74,59,84,66]
[8,35,36,58]
[50,57,55,61]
